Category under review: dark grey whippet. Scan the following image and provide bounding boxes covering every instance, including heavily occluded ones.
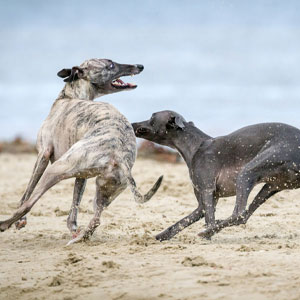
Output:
[132,110,300,240]
[0,58,162,245]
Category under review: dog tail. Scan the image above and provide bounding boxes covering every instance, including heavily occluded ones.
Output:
[127,173,163,204]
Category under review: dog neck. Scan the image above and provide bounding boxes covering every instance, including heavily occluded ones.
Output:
[172,124,211,167]
[57,80,97,101]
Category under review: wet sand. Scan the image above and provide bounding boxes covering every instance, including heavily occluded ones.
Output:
[0,153,299,300]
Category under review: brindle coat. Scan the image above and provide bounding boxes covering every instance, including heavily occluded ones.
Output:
[132,110,300,240]
[0,58,162,245]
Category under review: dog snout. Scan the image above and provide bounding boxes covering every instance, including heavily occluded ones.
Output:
[134,64,144,73]
[136,64,144,71]
[132,122,149,136]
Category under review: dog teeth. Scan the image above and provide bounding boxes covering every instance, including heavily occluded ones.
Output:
[112,80,128,87]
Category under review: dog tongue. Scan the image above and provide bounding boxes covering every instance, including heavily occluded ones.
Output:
[127,83,136,87]
[116,79,124,84]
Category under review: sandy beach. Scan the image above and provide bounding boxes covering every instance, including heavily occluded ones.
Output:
[0,153,300,300]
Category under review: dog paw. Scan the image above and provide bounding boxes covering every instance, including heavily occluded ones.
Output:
[66,233,85,246]
[155,232,170,242]
[15,218,27,230]
[0,221,10,232]
[71,227,83,239]
[198,229,214,240]
[66,229,90,246]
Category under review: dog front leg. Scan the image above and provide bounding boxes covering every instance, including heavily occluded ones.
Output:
[202,189,217,227]
[67,178,87,236]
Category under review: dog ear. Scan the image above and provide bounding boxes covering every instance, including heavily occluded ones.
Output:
[57,68,72,78]
[167,116,185,130]
[188,121,195,126]
[57,67,84,82]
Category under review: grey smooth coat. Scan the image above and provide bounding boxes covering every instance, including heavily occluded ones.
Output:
[132,110,300,240]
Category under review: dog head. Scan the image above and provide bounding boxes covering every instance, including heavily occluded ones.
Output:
[57,58,144,98]
[132,111,189,147]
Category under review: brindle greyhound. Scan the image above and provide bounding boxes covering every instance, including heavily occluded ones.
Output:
[132,110,300,240]
[0,58,162,245]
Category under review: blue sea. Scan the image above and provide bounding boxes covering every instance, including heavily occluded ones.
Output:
[1,0,300,141]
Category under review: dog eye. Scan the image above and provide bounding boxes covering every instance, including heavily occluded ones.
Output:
[107,62,115,70]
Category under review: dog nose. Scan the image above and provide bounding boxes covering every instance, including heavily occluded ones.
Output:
[135,64,144,71]
[132,123,138,131]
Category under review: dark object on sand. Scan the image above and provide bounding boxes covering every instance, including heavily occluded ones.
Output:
[0,137,37,154]
[138,141,181,163]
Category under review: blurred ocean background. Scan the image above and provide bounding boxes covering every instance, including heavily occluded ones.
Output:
[1,0,300,141]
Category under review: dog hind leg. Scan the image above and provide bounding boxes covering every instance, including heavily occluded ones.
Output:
[0,159,74,232]
[199,183,280,238]
[67,167,126,245]
[15,148,52,229]
[232,146,284,217]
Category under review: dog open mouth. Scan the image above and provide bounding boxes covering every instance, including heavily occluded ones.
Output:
[111,78,137,89]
